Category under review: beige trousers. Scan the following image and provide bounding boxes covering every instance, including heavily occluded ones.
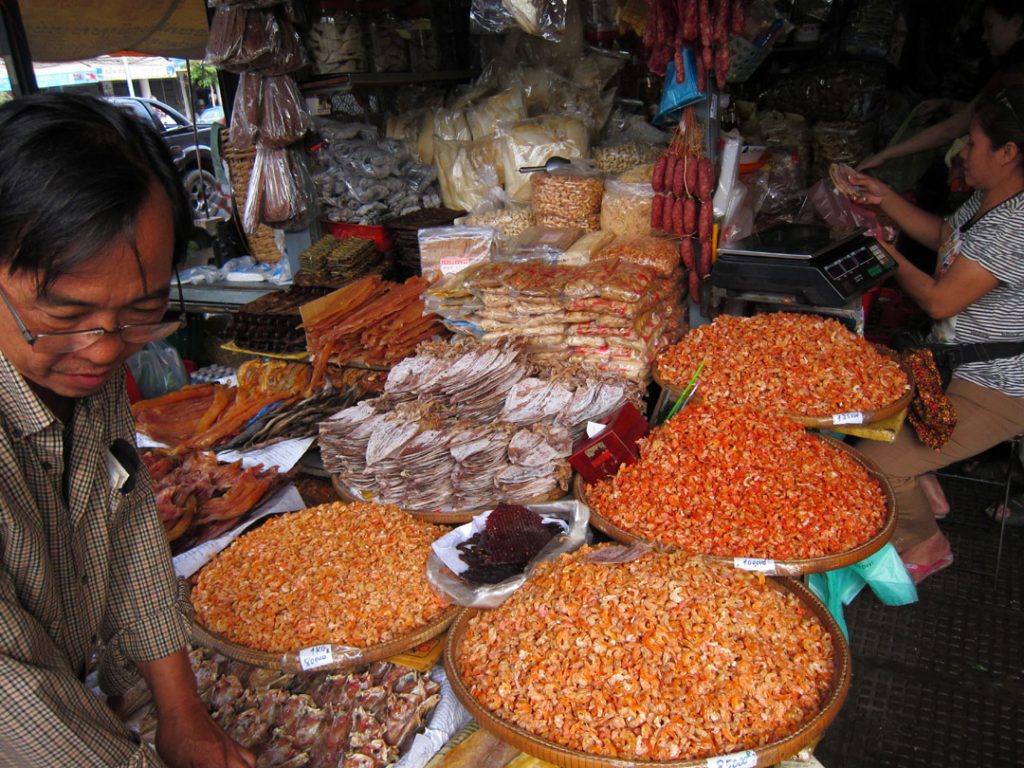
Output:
[855,378,1024,552]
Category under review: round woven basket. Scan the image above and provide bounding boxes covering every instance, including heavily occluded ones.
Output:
[445,576,852,768]
[190,592,458,673]
[223,144,282,264]
[651,359,914,429]
[574,435,896,576]
[331,474,567,525]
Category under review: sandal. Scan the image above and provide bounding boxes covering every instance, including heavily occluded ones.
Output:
[984,495,1024,527]
[903,552,954,585]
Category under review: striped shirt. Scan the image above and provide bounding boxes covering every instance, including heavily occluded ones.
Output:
[941,191,1024,397]
[0,352,190,767]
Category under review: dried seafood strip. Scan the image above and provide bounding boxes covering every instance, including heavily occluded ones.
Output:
[656,312,910,417]
[132,383,231,446]
[456,548,835,762]
[192,502,450,652]
[143,448,291,553]
[587,401,889,560]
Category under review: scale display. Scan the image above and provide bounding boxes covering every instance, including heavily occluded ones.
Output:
[712,224,897,307]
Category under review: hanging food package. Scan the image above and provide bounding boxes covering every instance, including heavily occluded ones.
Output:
[205,5,245,66]
[254,14,308,76]
[259,75,311,148]
[228,71,262,148]
[218,9,280,73]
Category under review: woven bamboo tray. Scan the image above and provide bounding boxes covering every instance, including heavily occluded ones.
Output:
[331,474,566,524]
[574,435,896,576]
[223,144,282,264]
[444,576,852,768]
[651,360,914,429]
[190,589,458,673]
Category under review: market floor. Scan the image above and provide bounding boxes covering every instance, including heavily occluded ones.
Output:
[815,465,1024,768]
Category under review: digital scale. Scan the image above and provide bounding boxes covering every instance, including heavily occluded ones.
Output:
[711,223,897,308]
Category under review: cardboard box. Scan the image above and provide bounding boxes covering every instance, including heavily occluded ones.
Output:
[569,402,649,484]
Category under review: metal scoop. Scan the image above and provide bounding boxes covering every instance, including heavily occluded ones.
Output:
[518,156,572,174]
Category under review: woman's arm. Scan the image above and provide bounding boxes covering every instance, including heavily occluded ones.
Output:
[878,238,999,319]
[844,172,950,251]
[858,102,974,171]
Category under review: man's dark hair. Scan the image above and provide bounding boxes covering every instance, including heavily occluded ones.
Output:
[0,93,192,293]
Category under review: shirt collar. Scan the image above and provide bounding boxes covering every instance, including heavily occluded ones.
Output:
[0,350,116,438]
[0,349,58,438]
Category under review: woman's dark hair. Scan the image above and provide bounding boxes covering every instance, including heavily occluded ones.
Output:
[0,92,192,293]
[974,86,1024,163]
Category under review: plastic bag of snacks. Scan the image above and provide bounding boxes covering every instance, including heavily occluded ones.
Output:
[530,161,604,231]
[418,225,497,282]
[600,177,654,237]
[594,236,679,276]
[496,115,590,202]
[434,138,502,213]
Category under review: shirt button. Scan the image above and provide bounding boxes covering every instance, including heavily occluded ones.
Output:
[41,460,51,470]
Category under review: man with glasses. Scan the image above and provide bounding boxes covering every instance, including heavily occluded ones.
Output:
[0,95,254,767]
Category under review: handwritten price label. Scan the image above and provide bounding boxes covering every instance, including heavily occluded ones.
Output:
[706,750,757,768]
[832,411,865,426]
[733,558,776,574]
[298,644,334,671]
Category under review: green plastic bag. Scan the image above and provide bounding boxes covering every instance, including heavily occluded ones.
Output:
[807,543,917,639]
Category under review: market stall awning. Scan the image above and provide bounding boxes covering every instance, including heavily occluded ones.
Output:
[20,0,208,62]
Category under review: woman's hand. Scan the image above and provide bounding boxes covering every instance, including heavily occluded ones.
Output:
[844,171,891,207]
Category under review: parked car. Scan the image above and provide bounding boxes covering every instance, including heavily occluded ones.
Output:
[105,96,218,220]
[198,105,225,125]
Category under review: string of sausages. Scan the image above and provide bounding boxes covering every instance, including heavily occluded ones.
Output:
[643,0,747,91]
[650,107,712,303]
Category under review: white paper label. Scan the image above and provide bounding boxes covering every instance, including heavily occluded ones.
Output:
[439,256,474,276]
[216,436,316,474]
[299,644,334,670]
[585,420,609,439]
[706,750,757,768]
[733,557,776,574]
[832,411,865,426]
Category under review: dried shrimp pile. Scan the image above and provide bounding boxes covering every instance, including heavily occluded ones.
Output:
[656,313,910,417]
[192,502,450,653]
[456,547,836,761]
[586,402,889,559]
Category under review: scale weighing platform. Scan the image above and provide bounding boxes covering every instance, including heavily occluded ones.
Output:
[711,223,897,307]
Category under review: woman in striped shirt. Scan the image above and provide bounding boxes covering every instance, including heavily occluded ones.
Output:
[841,87,1024,584]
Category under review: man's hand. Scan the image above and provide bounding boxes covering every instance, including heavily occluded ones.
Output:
[154,699,255,768]
[138,649,255,768]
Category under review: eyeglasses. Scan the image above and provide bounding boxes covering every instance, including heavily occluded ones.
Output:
[995,89,1023,128]
[0,273,185,355]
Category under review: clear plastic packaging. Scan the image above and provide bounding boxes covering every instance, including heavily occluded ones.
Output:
[418,225,498,282]
[426,500,590,608]
[496,115,590,202]
[434,138,502,213]
[228,71,261,148]
[432,106,473,142]
[368,12,409,73]
[469,0,570,42]
[506,225,582,261]
[254,14,307,76]
[205,5,246,66]
[258,75,310,148]
[592,141,664,174]
[466,89,526,142]
[306,4,366,74]
[253,145,314,231]
[457,194,535,245]
[404,18,441,72]
[600,177,654,237]
[530,162,604,231]
[219,9,280,74]
[561,230,615,265]
[593,236,680,276]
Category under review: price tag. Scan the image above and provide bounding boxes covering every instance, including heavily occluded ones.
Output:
[439,256,474,276]
[706,750,757,768]
[298,644,334,671]
[733,557,776,574]
[832,411,865,426]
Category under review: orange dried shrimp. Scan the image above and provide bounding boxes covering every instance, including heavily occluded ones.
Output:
[586,401,888,559]
[192,502,450,652]
[655,313,909,417]
[456,547,835,761]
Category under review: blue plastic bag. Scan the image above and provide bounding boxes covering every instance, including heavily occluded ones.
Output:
[655,48,703,126]
[807,543,917,639]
